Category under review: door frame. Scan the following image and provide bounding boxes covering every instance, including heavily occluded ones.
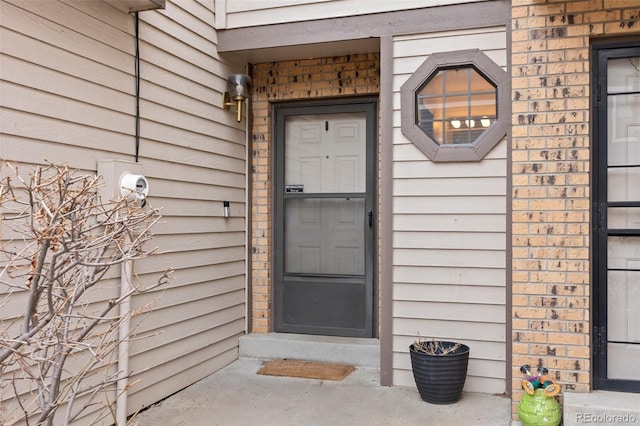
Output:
[272,97,378,337]
[592,39,640,392]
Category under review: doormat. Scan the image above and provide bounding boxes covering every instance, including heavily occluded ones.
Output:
[257,359,355,381]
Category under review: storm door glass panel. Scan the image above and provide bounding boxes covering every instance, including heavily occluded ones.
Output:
[605,55,640,382]
[607,238,640,380]
[285,113,366,194]
[285,198,365,275]
[284,112,367,276]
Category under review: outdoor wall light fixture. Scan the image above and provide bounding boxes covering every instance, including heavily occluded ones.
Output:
[223,73,252,122]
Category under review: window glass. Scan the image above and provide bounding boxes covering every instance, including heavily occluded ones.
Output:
[444,68,469,94]
[607,57,640,93]
[417,66,497,145]
[285,112,366,193]
[470,70,495,92]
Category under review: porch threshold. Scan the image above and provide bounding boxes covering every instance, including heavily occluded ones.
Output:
[239,332,380,368]
[563,391,640,426]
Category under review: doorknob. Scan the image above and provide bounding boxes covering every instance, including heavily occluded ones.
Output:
[368,210,373,228]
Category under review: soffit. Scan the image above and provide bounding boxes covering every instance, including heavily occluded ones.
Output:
[107,0,165,13]
[220,38,380,64]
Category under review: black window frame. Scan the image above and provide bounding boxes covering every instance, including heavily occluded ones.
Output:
[592,39,640,393]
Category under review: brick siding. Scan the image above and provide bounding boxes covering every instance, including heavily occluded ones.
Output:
[511,0,640,417]
[249,54,380,332]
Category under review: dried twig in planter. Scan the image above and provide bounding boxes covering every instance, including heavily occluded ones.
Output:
[413,338,461,356]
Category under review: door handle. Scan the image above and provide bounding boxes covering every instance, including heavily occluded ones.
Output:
[368,210,373,228]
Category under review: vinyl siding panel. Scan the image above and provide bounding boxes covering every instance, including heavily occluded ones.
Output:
[395,231,505,250]
[123,336,239,420]
[393,318,506,344]
[395,248,505,269]
[395,283,505,304]
[394,136,508,160]
[395,301,505,323]
[391,27,507,394]
[394,214,505,233]
[393,156,507,178]
[394,177,506,196]
[394,196,506,214]
[1,0,245,423]
[219,0,485,29]
[394,266,505,286]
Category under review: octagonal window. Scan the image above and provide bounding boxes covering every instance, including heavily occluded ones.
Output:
[401,50,508,162]
[417,67,496,145]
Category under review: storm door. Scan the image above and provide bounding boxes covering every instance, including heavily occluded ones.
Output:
[593,43,640,392]
[274,100,376,337]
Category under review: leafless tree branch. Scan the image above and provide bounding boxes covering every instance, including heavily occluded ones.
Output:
[1,162,172,425]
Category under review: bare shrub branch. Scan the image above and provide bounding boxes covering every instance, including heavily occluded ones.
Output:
[1,162,172,425]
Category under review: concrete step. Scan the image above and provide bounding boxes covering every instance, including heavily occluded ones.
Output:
[563,391,640,426]
[239,332,380,368]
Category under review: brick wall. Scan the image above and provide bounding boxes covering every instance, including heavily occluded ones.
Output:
[511,0,640,417]
[249,54,380,332]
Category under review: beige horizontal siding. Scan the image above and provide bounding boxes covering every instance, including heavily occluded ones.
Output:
[1,0,246,423]
[395,231,505,250]
[393,318,506,344]
[395,283,505,304]
[394,28,507,60]
[219,0,485,29]
[126,339,238,414]
[152,232,245,250]
[394,196,506,214]
[395,177,506,196]
[394,352,506,377]
[394,301,505,323]
[393,155,507,178]
[131,288,244,335]
[132,277,245,325]
[394,266,505,286]
[391,26,508,394]
[394,214,505,233]
[154,216,245,233]
[1,80,134,132]
[151,198,245,216]
[393,335,506,359]
[394,248,505,269]
[392,26,508,74]
[394,367,506,394]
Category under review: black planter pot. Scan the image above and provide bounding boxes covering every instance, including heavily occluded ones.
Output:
[409,341,470,404]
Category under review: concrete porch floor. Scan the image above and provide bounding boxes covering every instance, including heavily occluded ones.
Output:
[133,357,513,426]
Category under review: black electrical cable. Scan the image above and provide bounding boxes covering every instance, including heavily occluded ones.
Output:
[134,12,140,163]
